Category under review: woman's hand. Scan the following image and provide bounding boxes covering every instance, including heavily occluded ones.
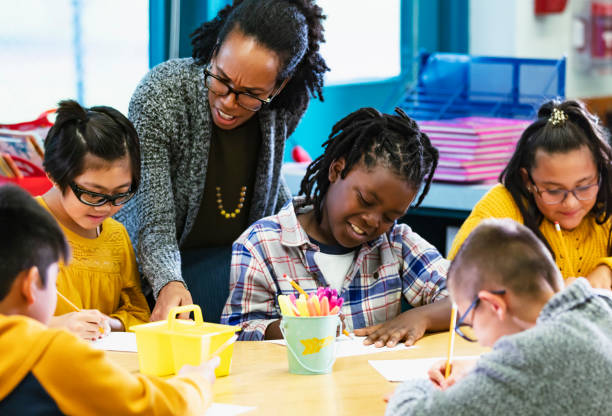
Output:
[354,310,427,347]
[585,264,612,290]
[428,359,477,390]
[150,281,194,321]
[49,310,110,340]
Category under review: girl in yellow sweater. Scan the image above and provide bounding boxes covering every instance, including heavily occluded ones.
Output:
[41,100,150,340]
[449,100,612,290]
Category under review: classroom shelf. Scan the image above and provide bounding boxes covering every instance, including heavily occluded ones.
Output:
[398,52,566,120]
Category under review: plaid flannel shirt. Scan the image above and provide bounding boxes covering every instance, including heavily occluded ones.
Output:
[221,198,449,340]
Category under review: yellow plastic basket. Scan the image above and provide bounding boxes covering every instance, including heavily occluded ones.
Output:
[131,305,240,377]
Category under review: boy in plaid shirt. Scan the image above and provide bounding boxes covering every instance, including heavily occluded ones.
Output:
[222,108,450,345]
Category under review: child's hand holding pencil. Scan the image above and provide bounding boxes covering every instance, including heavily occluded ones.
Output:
[51,310,110,340]
[51,292,111,340]
[427,359,477,390]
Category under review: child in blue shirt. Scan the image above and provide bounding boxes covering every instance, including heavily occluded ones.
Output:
[222,107,450,344]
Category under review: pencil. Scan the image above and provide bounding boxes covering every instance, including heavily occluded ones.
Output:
[211,335,238,358]
[57,290,80,312]
[27,135,45,158]
[2,153,22,179]
[444,303,458,379]
[284,274,309,298]
[57,291,105,334]
[554,221,575,278]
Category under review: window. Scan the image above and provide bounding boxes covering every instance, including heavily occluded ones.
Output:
[0,0,148,123]
[317,0,401,85]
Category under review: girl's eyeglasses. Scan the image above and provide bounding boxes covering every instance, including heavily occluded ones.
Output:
[455,289,506,342]
[528,173,600,205]
[69,182,135,207]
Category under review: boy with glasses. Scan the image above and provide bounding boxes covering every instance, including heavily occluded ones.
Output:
[386,218,612,415]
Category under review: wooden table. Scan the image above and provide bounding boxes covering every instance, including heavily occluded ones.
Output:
[108,332,489,415]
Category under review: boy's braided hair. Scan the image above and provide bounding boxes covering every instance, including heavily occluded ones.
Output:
[300,107,439,223]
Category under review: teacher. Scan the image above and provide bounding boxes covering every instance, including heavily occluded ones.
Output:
[117,0,328,322]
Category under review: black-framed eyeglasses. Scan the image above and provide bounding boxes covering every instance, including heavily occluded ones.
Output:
[204,67,278,112]
[455,289,506,342]
[528,172,600,205]
[69,182,134,207]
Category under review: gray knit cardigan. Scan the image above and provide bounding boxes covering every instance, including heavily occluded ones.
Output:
[385,278,612,415]
[116,58,305,297]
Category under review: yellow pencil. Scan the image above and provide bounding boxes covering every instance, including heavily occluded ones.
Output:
[57,291,105,334]
[444,303,458,379]
[57,290,80,312]
[211,335,238,358]
[284,274,309,298]
[554,221,575,278]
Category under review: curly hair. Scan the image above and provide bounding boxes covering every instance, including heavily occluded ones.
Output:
[299,107,439,223]
[190,0,328,114]
[500,99,612,256]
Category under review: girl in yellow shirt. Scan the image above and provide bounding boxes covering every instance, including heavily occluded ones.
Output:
[449,100,612,290]
[41,100,150,340]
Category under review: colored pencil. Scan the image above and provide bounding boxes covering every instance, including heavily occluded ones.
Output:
[445,303,458,379]
[284,274,309,298]
[554,221,575,278]
[211,335,238,358]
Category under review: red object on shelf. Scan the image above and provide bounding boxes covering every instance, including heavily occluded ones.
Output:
[0,176,53,196]
[591,1,612,58]
[535,0,568,15]
[0,155,51,196]
[0,109,55,131]
[291,145,312,163]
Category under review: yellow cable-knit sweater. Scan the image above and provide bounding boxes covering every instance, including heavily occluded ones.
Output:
[37,197,150,330]
[448,184,612,278]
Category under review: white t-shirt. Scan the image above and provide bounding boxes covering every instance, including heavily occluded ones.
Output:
[313,251,356,292]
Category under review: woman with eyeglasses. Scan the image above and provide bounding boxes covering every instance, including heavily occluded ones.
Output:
[38,100,150,339]
[449,100,612,291]
[115,0,328,322]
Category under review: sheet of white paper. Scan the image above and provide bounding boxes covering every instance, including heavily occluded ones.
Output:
[368,355,481,382]
[90,332,138,352]
[265,335,417,358]
[205,403,255,416]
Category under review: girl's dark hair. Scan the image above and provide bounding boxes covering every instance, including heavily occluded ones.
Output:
[43,99,140,192]
[500,99,612,256]
[299,107,439,223]
[190,0,328,113]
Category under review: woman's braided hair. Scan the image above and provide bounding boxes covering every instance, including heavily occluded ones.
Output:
[299,107,439,223]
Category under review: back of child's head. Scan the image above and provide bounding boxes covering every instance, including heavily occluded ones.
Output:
[449,218,563,301]
[501,100,612,251]
[0,185,70,301]
[299,107,438,222]
[43,99,140,192]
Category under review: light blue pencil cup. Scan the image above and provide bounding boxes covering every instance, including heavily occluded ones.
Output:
[280,315,341,375]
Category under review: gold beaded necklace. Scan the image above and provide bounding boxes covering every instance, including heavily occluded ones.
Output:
[216,185,247,219]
